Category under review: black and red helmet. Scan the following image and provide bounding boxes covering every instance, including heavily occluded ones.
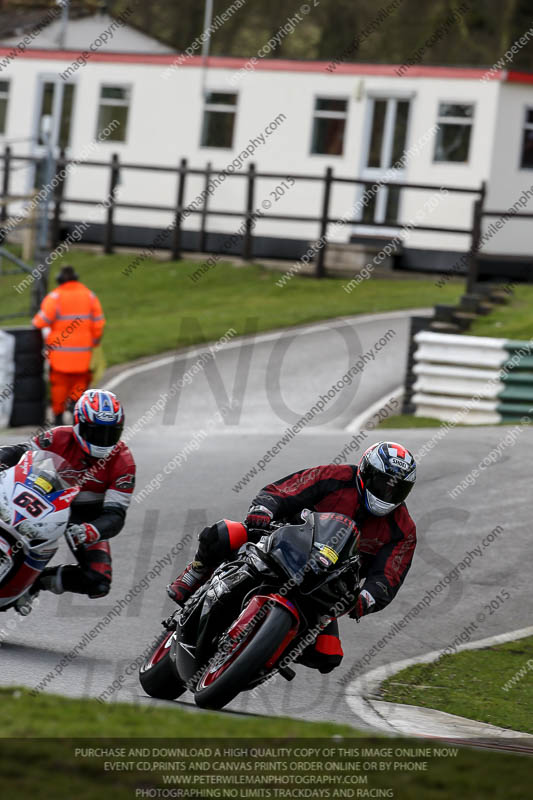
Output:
[357,441,416,516]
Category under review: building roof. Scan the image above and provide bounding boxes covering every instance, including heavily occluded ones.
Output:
[0,9,174,54]
[1,49,533,83]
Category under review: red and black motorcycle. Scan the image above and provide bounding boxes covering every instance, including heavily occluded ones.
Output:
[139,510,361,710]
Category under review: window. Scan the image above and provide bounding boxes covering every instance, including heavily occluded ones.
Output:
[311,98,348,156]
[367,100,387,167]
[38,82,76,147]
[0,81,9,134]
[391,101,410,164]
[361,182,378,224]
[520,108,533,168]
[201,92,237,148]
[97,86,130,142]
[58,84,75,148]
[366,98,410,168]
[434,103,473,163]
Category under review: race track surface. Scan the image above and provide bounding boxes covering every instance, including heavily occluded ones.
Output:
[0,310,529,732]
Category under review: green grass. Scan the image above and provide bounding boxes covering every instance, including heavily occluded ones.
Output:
[378,414,445,428]
[1,688,533,799]
[0,686,356,738]
[470,284,533,341]
[380,635,533,735]
[378,414,531,429]
[0,250,463,366]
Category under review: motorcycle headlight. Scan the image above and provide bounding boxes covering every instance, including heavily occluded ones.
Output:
[17,520,36,538]
[0,502,11,524]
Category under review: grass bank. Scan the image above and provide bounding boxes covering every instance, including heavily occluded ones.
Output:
[0,686,356,738]
[1,687,533,799]
[377,414,445,428]
[0,251,463,366]
[470,284,533,341]
[380,635,533,735]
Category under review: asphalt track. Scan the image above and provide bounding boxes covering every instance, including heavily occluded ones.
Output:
[0,309,530,735]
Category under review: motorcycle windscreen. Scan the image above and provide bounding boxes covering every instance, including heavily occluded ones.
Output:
[267,520,314,584]
[20,450,80,492]
[310,512,359,570]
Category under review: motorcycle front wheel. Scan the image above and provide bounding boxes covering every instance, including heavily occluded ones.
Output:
[194,604,294,710]
[139,630,186,700]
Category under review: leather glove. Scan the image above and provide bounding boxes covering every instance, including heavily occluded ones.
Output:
[349,589,375,621]
[245,505,274,529]
[66,522,100,549]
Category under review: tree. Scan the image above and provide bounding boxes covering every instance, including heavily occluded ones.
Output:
[3,0,533,70]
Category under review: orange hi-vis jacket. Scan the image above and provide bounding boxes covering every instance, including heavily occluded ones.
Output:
[32,281,105,373]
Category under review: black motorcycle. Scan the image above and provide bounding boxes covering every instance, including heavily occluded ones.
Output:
[139,510,361,710]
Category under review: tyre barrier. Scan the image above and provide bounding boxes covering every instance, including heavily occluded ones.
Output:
[0,330,15,427]
[412,331,533,424]
[1,326,45,428]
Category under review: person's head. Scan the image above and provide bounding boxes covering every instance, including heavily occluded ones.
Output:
[56,265,79,285]
[356,441,416,516]
[73,390,125,459]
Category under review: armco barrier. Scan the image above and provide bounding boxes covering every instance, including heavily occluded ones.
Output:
[1,327,45,428]
[412,331,533,424]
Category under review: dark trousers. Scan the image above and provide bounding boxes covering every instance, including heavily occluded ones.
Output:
[61,540,112,598]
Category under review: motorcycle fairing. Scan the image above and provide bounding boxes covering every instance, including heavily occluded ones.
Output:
[194,562,257,666]
[0,451,80,607]
[266,519,314,583]
[264,511,358,583]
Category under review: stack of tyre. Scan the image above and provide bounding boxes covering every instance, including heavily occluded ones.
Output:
[0,330,15,427]
[2,327,45,427]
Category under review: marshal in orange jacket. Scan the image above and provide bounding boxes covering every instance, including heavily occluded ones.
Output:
[32,280,105,373]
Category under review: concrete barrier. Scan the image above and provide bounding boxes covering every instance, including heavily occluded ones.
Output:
[412,331,533,424]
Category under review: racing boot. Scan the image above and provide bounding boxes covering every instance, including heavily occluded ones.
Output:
[35,565,65,595]
[167,561,212,606]
[14,589,37,616]
[13,574,47,616]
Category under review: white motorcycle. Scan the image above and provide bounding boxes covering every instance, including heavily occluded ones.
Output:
[0,450,80,614]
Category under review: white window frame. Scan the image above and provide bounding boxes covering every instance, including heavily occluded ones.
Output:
[28,75,77,197]
[433,101,475,164]
[96,84,131,143]
[200,91,238,150]
[310,96,349,157]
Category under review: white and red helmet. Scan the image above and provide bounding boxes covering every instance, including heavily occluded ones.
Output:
[73,390,124,459]
[357,441,416,516]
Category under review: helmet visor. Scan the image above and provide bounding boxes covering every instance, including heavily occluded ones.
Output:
[363,463,414,505]
[79,421,123,449]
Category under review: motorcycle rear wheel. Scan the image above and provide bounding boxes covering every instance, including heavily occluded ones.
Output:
[139,630,186,700]
[194,604,293,710]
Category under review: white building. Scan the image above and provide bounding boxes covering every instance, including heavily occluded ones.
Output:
[1,11,533,275]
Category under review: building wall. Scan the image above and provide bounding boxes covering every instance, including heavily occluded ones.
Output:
[392,76,500,253]
[484,81,533,256]
[0,53,530,260]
